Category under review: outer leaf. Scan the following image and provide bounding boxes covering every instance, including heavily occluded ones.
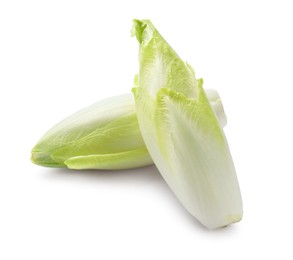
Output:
[132,19,242,228]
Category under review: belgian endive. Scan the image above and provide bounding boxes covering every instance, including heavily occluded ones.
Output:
[31,91,226,170]
[131,19,242,229]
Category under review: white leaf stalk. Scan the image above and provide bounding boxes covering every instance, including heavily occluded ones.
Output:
[31,92,226,170]
[132,19,242,229]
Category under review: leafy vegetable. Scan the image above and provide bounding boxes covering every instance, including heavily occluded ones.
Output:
[31,94,152,169]
[31,92,226,170]
[132,19,242,229]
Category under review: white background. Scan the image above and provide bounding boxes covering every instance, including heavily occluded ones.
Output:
[1,0,292,259]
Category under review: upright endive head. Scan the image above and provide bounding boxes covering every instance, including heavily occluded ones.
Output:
[132,19,243,229]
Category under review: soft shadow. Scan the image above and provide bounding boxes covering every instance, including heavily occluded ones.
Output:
[42,165,242,233]
[160,189,242,234]
[44,165,163,185]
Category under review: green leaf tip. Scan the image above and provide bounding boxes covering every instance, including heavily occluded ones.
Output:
[131,19,157,44]
[131,19,146,43]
